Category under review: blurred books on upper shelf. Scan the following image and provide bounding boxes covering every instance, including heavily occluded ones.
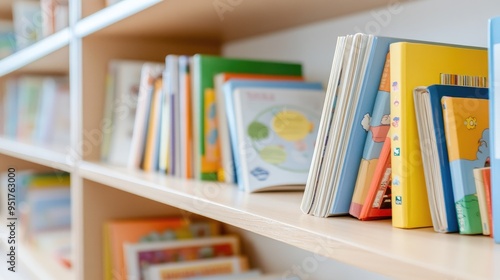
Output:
[442,96,489,234]
[0,20,16,59]
[4,0,69,52]
[489,16,500,244]
[2,75,70,148]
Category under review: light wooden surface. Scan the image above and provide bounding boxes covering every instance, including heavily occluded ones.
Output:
[0,137,72,172]
[0,29,70,77]
[79,161,500,280]
[79,0,392,41]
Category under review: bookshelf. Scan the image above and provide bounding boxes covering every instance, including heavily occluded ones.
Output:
[1,0,500,279]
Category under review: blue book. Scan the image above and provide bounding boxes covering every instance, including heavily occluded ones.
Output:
[489,16,500,243]
[224,80,323,187]
[414,85,488,233]
[301,34,422,217]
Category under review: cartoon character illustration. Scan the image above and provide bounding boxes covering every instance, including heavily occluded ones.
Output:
[361,114,390,143]
[393,100,400,106]
[393,134,399,141]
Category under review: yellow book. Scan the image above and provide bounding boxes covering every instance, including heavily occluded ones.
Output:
[389,42,487,228]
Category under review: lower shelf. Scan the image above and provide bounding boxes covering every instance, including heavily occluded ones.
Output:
[79,161,500,280]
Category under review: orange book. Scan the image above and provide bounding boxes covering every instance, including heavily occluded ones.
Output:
[358,137,392,220]
[104,218,220,280]
[483,167,493,237]
[214,72,303,183]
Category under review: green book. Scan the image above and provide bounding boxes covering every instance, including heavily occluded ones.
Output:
[192,55,302,181]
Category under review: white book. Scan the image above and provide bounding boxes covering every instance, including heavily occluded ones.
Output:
[103,60,146,166]
[232,87,325,192]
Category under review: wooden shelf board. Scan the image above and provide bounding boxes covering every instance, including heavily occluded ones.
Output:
[79,161,500,280]
[0,28,70,76]
[0,137,72,172]
[77,0,392,41]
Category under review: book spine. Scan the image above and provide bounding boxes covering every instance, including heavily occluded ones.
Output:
[389,43,406,228]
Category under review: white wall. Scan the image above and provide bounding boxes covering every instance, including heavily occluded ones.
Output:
[223,0,500,87]
[223,0,500,278]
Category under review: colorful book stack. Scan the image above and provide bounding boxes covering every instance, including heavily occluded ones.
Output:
[102,54,325,192]
[103,217,267,280]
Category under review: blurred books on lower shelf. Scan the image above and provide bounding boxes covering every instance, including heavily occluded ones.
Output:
[104,217,279,280]
[0,171,72,269]
[2,75,70,149]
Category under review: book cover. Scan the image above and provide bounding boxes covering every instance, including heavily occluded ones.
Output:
[214,73,303,183]
[489,16,500,243]
[358,136,392,220]
[102,60,146,166]
[473,167,490,235]
[232,87,325,192]
[390,42,488,228]
[104,218,220,280]
[442,96,489,234]
[124,235,239,280]
[145,256,249,280]
[192,55,302,181]
[163,55,180,176]
[413,85,487,233]
[3,78,19,138]
[350,52,391,219]
[128,63,165,170]
[224,80,323,188]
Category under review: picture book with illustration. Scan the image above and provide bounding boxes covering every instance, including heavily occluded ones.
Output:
[442,97,489,234]
[192,55,302,181]
[231,87,324,192]
[223,80,323,187]
[413,85,488,233]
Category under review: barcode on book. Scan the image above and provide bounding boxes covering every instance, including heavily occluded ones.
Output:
[440,73,488,88]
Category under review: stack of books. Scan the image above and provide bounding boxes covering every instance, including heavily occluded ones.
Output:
[101,55,326,192]
[300,32,498,238]
[103,217,266,280]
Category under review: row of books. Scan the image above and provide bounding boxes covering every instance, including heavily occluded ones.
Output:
[0,0,68,56]
[102,55,325,192]
[2,75,70,147]
[104,217,282,280]
[301,27,500,239]
[0,171,72,268]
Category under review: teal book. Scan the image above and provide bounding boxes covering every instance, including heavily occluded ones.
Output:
[192,55,302,181]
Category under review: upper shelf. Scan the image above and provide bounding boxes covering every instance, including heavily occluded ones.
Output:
[78,0,392,41]
[0,28,70,77]
[79,161,500,280]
